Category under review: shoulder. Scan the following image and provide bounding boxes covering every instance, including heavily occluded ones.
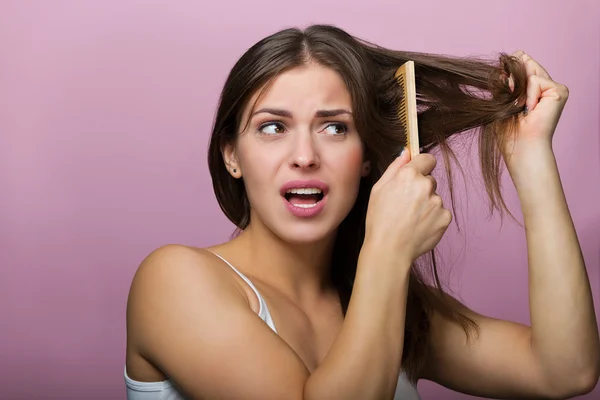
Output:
[128,244,244,296]
[125,245,308,399]
[126,244,251,345]
[136,243,220,272]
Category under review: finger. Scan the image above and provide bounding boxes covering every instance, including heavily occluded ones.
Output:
[513,50,551,79]
[426,175,437,193]
[407,153,437,177]
[507,74,515,92]
[524,74,567,112]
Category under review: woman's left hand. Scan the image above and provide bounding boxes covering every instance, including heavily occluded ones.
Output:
[504,51,570,165]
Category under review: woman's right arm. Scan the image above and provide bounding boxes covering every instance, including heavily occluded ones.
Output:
[304,246,413,399]
[307,151,451,399]
[127,152,448,400]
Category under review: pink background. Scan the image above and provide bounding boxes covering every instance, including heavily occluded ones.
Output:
[1,1,598,399]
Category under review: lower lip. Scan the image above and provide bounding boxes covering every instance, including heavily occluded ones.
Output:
[284,195,327,218]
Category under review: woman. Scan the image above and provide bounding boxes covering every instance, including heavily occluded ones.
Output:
[124,25,599,399]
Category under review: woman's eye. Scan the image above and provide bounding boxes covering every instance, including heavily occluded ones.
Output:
[258,122,286,135]
[323,123,348,135]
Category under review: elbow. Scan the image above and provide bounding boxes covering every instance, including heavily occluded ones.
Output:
[575,352,600,396]
[573,364,600,396]
[547,365,600,399]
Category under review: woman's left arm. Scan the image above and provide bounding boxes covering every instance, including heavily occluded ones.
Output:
[421,51,600,399]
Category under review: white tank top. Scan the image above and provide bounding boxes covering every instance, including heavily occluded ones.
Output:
[125,253,421,400]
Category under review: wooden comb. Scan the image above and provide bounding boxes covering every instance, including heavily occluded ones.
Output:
[394,61,420,156]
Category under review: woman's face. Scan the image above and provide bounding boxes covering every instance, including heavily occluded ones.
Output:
[224,64,370,244]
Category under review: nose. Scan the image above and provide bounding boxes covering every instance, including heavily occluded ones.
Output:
[289,131,320,170]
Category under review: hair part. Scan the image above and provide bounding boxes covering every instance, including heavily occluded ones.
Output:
[207,24,527,382]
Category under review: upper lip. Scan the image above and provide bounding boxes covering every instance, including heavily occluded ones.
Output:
[280,180,329,196]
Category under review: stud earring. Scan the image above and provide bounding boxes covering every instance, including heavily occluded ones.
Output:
[233,168,237,173]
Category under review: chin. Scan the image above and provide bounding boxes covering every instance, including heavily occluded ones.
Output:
[269,215,345,246]
[276,229,335,246]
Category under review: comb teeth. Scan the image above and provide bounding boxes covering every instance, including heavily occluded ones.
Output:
[395,76,408,131]
[394,60,419,156]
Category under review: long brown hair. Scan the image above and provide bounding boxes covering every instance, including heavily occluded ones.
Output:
[207,24,527,382]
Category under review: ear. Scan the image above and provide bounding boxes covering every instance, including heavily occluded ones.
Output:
[361,160,371,177]
[222,142,242,179]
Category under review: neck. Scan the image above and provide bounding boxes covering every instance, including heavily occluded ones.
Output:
[229,220,337,304]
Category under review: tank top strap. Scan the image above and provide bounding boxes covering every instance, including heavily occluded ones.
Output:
[209,252,277,333]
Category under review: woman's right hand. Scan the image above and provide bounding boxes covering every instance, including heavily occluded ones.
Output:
[364,148,452,266]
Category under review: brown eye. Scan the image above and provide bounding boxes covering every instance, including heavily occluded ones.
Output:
[258,122,286,135]
[323,123,348,135]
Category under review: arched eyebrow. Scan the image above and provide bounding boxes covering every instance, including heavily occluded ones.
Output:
[251,108,353,118]
[315,109,353,118]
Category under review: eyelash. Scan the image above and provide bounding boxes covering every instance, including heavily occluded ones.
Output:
[256,121,349,136]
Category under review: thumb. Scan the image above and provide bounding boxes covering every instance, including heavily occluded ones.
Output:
[379,147,411,183]
[396,147,411,166]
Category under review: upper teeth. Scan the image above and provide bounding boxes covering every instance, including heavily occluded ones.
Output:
[286,188,322,195]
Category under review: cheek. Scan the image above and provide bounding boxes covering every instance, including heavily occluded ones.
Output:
[237,145,281,193]
[335,144,365,179]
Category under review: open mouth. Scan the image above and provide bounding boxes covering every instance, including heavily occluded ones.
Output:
[284,188,325,209]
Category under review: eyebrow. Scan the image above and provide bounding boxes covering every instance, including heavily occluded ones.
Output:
[251,108,353,118]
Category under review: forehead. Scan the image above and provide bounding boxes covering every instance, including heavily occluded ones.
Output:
[250,64,353,112]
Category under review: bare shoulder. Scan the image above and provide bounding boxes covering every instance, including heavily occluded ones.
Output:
[128,245,244,313]
[126,244,308,400]
[128,244,244,298]
[127,245,239,339]
[132,243,231,281]
[126,244,251,348]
